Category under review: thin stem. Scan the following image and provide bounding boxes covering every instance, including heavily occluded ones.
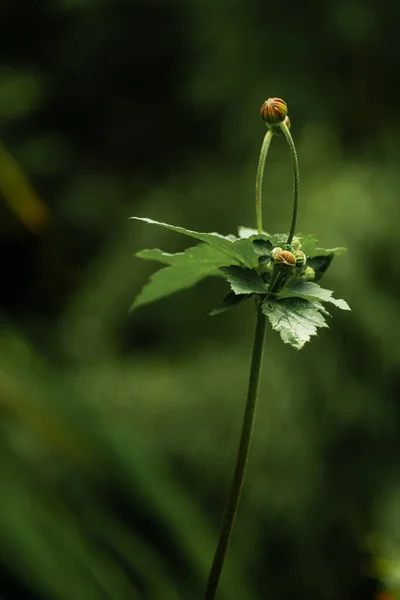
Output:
[279,121,300,245]
[255,128,274,235]
[205,303,266,600]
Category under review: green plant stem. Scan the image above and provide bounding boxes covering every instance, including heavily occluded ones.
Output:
[255,128,274,235]
[205,303,266,600]
[279,121,300,245]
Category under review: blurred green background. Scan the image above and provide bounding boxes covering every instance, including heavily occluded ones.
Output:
[1,0,400,598]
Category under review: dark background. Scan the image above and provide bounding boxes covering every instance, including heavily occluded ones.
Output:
[1,0,400,598]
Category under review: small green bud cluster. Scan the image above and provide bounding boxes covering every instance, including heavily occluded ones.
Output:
[263,245,308,293]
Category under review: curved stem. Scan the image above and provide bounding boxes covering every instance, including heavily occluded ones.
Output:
[205,303,266,600]
[279,122,300,245]
[255,128,274,235]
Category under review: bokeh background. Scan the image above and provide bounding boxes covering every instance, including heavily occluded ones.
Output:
[1,0,400,598]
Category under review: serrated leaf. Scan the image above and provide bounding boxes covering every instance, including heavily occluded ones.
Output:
[252,239,273,256]
[132,265,213,311]
[279,280,351,310]
[136,243,238,268]
[220,266,268,295]
[132,244,240,310]
[131,217,258,268]
[238,226,287,248]
[306,254,334,281]
[317,246,347,256]
[238,226,259,239]
[295,233,347,257]
[136,248,183,266]
[262,297,329,350]
[209,291,250,316]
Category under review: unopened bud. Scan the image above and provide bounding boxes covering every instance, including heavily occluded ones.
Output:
[304,266,316,280]
[290,237,301,250]
[271,247,284,259]
[260,98,288,125]
[294,250,306,267]
[273,250,296,267]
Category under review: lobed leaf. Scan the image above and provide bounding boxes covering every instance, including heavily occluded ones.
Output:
[294,233,346,257]
[136,243,238,268]
[279,280,351,310]
[238,226,287,248]
[220,266,268,295]
[132,264,216,311]
[131,217,258,268]
[306,254,334,281]
[132,244,240,310]
[262,297,330,350]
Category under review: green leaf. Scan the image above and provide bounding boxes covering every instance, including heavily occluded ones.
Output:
[136,248,183,265]
[295,233,346,257]
[238,226,259,238]
[132,244,239,310]
[131,217,258,268]
[316,246,347,256]
[252,239,273,256]
[238,227,346,257]
[209,291,250,316]
[279,280,351,310]
[306,254,334,281]
[262,297,329,350]
[220,266,268,295]
[238,226,287,248]
[136,243,237,268]
[132,265,212,311]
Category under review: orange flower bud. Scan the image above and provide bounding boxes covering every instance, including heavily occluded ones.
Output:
[260,97,288,125]
[273,249,296,267]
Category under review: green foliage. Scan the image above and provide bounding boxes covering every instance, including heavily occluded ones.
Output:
[279,280,351,311]
[294,234,347,258]
[261,279,350,349]
[262,297,330,350]
[306,254,334,282]
[237,227,346,257]
[2,1,399,597]
[132,219,349,349]
[131,217,259,268]
[220,266,267,294]
[131,217,267,310]
[132,243,236,310]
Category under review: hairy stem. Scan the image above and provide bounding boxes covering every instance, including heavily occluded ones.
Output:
[255,128,274,235]
[279,121,300,245]
[205,303,266,600]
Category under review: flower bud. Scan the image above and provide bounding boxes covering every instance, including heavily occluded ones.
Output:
[271,247,283,259]
[290,237,301,250]
[304,266,316,280]
[260,98,288,125]
[273,249,296,267]
[294,250,306,267]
